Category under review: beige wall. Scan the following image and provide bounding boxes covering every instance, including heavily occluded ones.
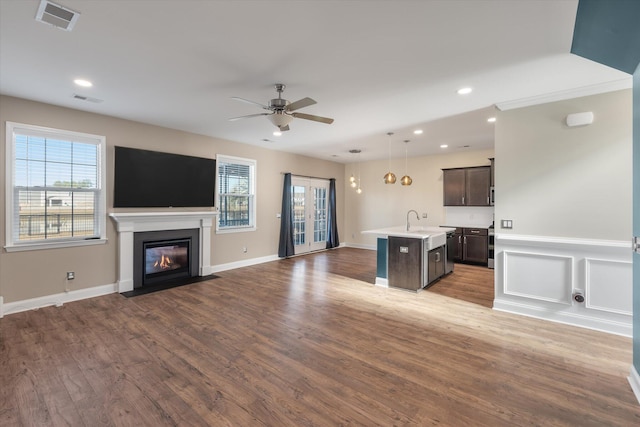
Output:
[0,95,344,303]
[344,148,495,248]
[494,89,632,240]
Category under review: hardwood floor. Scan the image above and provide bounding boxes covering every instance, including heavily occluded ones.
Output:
[1,247,638,426]
[427,263,495,308]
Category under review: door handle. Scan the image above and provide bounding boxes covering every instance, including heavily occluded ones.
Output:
[634,236,640,254]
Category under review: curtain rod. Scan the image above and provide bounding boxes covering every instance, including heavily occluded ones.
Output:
[281,172,333,181]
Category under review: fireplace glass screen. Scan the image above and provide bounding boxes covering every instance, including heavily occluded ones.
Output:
[144,239,190,281]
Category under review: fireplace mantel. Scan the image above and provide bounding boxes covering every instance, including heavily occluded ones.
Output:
[109,211,218,293]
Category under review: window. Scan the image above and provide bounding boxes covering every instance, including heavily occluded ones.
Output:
[5,122,106,251]
[216,155,256,232]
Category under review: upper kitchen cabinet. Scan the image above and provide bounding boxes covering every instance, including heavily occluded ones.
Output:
[489,158,495,186]
[443,166,491,206]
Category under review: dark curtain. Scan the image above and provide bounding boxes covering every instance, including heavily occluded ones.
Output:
[326,178,340,249]
[278,173,295,257]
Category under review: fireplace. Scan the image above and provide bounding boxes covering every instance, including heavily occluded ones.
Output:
[133,228,200,289]
[109,211,217,293]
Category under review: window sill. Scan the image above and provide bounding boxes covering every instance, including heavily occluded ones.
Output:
[4,238,107,252]
[216,226,256,234]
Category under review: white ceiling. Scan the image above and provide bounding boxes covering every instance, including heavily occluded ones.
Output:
[0,0,631,163]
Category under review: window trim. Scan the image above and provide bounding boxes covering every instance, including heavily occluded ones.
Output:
[215,154,257,233]
[4,121,107,252]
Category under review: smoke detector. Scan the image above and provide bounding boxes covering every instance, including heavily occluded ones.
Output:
[35,0,80,31]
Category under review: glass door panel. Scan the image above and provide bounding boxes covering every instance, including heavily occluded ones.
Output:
[292,185,306,247]
[291,178,329,254]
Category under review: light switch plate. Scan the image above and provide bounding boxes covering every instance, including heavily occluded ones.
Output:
[501,219,513,229]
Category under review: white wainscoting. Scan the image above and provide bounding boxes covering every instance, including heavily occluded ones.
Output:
[494,234,632,337]
[585,258,633,315]
[503,251,574,304]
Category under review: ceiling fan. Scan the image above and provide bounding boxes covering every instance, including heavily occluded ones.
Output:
[229,84,334,131]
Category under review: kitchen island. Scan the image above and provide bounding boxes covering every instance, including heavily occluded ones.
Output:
[362,226,455,291]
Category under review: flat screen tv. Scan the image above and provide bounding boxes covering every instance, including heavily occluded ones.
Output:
[114,146,216,208]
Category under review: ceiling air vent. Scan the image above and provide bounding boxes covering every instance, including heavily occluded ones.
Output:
[35,0,80,31]
[73,94,103,103]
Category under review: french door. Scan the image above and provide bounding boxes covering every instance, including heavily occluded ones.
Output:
[291,177,329,254]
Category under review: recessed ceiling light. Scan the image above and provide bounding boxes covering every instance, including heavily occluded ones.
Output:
[74,79,92,87]
[413,129,423,135]
[440,144,448,148]
[487,117,496,123]
[457,87,472,95]
[273,131,282,136]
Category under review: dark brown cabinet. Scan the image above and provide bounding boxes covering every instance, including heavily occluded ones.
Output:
[428,246,445,284]
[451,227,488,265]
[463,228,488,264]
[387,236,424,291]
[452,228,463,262]
[443,166,491,206]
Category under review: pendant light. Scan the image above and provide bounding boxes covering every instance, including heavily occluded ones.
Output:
[383,132,396,184]
[349,149,359,188]
[400,139,412,186]
[356,149,363,194]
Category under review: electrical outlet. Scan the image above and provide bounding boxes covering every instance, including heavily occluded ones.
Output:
[66,271,75,280]
[242,247,247,253]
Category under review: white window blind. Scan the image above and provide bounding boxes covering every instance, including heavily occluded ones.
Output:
[5,122,106,251]
[216,155,256,232]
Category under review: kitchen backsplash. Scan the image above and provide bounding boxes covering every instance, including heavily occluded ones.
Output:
[444,206,494,227]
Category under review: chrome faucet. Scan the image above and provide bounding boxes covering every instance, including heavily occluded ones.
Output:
[406,210,420,231]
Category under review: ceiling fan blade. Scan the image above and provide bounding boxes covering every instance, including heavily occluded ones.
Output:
[228,113,270,121]
[286,97,317,112]
[292,112,334,124]
[231,96,270,110]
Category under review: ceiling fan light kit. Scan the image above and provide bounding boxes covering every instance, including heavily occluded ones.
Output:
[230,83,334,132]
[267,112,294,129]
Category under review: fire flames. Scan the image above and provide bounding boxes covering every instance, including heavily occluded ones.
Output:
[153,254,173,270]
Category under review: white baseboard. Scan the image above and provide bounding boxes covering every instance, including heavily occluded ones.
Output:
[344,242,376,250]
[1,283,118,318]
[374,277,388,287]
[493,298,632,337]
[2,248,353,316]
[211,254,280,273]
[629,365,640,405]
